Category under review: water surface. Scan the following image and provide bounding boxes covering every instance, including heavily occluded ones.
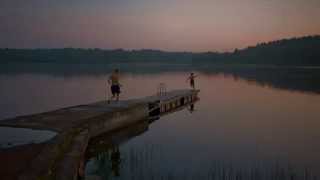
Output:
[0,127,57,149]
[0,71,319,179]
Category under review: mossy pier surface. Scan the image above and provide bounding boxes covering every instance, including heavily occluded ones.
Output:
[0,89,199,180]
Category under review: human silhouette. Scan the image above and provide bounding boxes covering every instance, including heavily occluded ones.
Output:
[108,69,121,101]
[187,73,197,89]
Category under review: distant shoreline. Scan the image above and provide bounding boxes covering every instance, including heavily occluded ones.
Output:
[1,35,320,67]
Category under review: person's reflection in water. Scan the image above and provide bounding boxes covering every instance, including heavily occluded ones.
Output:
[188,104,195,113]
[111,146,121,177]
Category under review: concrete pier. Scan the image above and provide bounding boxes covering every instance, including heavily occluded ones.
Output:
[0,89,199,180]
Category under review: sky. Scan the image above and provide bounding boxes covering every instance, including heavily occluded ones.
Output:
[1,0,320,52]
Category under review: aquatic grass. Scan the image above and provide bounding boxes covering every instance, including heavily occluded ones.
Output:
[86,144,319,180]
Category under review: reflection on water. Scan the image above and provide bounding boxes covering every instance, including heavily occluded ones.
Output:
[188,104,195,113]
[0,71,320,179]
[2,64,320,94]
[0,127,57,149]
[87,146,318,180]
[85,101,198,180]
[84,120,150,179]
[84,94,320,180]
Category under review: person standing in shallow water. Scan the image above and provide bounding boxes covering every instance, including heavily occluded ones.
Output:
[187,73,197,89]
[108,69,121,101]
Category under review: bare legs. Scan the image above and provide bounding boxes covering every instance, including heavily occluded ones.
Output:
[191,82,195,89]
[110,93,119,101]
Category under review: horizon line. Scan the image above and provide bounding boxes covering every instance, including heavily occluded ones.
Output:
[1,34,319,54]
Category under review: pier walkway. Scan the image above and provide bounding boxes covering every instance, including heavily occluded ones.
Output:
[0,89,199,180]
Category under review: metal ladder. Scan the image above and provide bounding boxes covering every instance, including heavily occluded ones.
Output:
[157,83,167,96]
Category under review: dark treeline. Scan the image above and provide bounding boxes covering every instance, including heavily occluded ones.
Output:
[194,35,320,66]
[1,35,320,66]
[0,48,193,64]
[1,36,320,95]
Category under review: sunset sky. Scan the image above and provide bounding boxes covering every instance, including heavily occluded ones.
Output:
[1,0,320,52]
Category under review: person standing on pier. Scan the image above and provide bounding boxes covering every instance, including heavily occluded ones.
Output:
[108,69,121,101]
[187,73,197,89]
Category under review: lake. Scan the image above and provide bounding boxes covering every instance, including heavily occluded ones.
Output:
[1,70,320,179]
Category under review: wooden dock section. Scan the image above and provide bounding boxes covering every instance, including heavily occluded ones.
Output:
[0,89,199,180]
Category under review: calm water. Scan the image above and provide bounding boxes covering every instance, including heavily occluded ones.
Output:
[0,127,57,149]
[1,72,320,179]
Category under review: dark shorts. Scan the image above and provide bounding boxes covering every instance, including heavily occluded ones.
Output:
[111,85,120,95]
